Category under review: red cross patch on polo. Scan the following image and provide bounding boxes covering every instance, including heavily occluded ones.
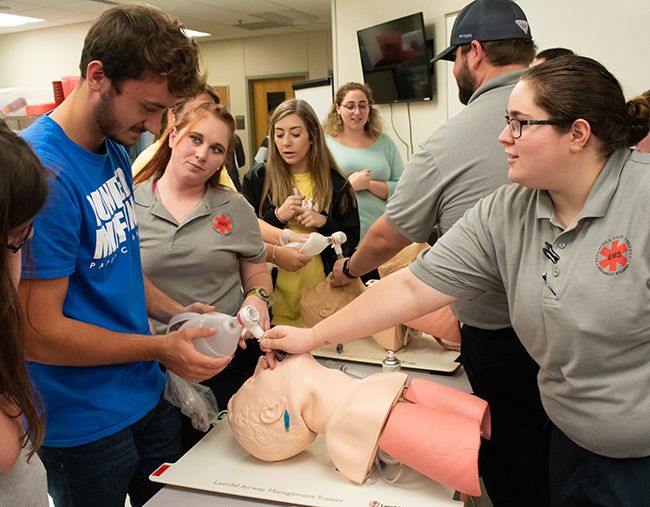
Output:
[595,235,631,276]
[213,212,233,235]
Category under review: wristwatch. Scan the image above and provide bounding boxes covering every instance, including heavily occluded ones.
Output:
[245,287,272,308]
[342,257,359,279]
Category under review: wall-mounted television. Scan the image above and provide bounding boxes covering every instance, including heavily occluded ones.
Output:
[357,13,432,104]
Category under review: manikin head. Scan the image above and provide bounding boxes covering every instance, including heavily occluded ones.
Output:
[300,276,366,327]
[227,355,317,461]
[228,353,408,485]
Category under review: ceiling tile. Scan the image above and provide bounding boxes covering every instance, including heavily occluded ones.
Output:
[0,0,331,37]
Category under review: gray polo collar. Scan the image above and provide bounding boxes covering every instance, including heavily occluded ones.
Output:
[535,148,631,223]
[467,68,527,105]
[136,178,231,225]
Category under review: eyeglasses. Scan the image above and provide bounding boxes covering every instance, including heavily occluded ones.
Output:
[7,221,33,253]
[341,102,369,112]
[505,115,571,139]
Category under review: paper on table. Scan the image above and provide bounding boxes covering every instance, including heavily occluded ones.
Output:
[150,415,462,507]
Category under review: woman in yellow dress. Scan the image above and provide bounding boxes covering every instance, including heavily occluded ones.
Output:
[242,99,359,326]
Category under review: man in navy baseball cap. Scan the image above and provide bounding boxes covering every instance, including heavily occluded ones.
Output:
[334,3,543,504]
[432,0,532,63]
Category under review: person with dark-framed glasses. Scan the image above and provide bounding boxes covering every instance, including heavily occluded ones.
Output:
[505,115,573,139]
[0,124,48,506]
[6,222,33,254]
[264,55,650,507]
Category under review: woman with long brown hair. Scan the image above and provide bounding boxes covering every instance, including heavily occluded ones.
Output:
[0,123,48,504]
[242,99,359,326]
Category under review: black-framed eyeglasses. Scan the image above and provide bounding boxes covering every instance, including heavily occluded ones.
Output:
[7,221,33,253]
[505,115,571,139]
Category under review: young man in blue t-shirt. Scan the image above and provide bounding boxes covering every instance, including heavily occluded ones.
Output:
[19,5,232,506]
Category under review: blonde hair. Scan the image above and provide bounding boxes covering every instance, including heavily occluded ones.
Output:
[323,82,382,139]
[262,99,353,215]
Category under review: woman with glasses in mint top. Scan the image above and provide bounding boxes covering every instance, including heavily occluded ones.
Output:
[263,56,650,506]
[324,83,403,245]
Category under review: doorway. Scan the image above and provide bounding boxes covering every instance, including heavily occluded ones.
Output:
[249,75,307,159]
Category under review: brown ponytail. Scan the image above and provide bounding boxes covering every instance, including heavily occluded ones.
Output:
[625,92,650,147]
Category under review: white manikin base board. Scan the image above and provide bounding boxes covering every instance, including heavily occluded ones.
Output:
[313,333,460,374]
[150,416,462,507]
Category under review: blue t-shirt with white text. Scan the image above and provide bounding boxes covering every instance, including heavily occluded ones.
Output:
[21,115,164,447]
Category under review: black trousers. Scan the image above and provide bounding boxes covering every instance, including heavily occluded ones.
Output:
[461,325,551,506]
[549,426,650,507]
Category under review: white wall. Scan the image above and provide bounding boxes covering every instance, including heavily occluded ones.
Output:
[0,22,91,89]
[519,0,646,98]
[332,0,650,163]
[0,26,332,171]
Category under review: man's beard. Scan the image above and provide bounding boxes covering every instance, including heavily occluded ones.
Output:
[93,88,145,146]
[456,58,477,106]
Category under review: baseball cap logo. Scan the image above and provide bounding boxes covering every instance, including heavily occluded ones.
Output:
[514,20,529,34]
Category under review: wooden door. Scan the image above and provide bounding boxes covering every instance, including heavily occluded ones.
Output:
[250,75,306,153]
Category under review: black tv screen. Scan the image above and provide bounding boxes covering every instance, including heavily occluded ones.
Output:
[357,13,432,104]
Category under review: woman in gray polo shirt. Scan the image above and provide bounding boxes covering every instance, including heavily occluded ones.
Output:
[263,56,650,506]
[134,102,272,450]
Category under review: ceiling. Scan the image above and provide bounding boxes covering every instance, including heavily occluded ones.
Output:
[0,0,332,41]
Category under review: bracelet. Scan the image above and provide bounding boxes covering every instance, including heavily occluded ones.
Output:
[274,208,286,224]
[271,244,278,264]
[342,257,359,279]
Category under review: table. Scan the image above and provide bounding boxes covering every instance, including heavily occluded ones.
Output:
[144,358,471,507]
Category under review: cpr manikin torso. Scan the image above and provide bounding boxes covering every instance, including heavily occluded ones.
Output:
[227,354,490,495]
